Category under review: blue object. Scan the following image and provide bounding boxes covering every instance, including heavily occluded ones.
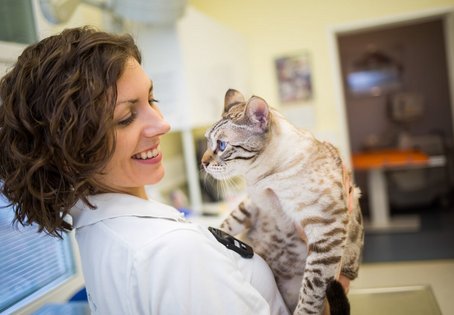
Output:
[178,207,192,218]
[32,302,90,315]
[68,288,88,302]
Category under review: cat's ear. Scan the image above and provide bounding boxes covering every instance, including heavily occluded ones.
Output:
[246,96,269,131]
[224,89,245,113]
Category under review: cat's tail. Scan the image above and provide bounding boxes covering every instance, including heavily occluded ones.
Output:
[326,280,350,315]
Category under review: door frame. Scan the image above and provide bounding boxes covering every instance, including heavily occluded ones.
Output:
[328,5,454,163]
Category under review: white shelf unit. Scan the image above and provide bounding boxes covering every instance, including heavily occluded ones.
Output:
[141,7,251,213]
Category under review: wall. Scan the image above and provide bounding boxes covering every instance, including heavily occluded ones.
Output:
[189,0,454,157]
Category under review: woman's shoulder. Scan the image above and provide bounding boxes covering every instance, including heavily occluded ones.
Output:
[103,216,206,248]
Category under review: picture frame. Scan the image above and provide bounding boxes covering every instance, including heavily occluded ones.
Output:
[274,52,312,103]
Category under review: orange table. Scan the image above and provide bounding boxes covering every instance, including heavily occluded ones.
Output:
[352,150,429,170]
[352,150,430,232]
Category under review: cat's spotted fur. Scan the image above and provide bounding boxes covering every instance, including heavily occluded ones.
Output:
[202,89,364,315]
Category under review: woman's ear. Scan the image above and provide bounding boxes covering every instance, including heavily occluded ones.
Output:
[224,89,245,113]
[245,96,269,132]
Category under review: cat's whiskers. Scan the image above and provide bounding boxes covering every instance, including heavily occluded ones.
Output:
[217,176,230,200]
[199,169,222,200]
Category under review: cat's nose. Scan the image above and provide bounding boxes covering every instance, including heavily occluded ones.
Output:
[201,151,212,169]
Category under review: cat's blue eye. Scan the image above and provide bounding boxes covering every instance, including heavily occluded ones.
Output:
[217,140,227,152]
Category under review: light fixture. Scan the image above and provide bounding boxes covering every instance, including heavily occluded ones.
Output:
[39,0,186,25]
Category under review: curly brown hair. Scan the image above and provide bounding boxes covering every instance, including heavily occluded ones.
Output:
[0,26,141,237]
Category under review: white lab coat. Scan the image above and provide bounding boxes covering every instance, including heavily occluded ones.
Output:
[70,193,290,315]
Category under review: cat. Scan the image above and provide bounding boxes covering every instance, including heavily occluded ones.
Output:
[201,89,364,315]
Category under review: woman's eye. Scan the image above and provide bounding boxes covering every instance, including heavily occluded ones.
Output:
[217,140,227,152]
[149,98,159,106]
[117,111,137,126]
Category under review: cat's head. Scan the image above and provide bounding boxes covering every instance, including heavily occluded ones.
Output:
[201,89,272,180]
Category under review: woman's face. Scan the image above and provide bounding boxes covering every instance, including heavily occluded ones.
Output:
[96,58,171,198]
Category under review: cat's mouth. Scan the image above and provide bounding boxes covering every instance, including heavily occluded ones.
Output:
[206,167,238,182]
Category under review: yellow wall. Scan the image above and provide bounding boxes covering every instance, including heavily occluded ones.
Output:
[189,0,454,136]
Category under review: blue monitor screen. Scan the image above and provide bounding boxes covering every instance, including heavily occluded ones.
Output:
[0,195,76,314]
[347,67,401,95]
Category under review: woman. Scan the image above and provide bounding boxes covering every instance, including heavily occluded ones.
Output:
[0,26,290,314]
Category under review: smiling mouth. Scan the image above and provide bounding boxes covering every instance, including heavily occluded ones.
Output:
[132,145,160,160]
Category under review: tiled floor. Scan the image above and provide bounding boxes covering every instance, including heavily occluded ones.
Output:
[362,205,454,263]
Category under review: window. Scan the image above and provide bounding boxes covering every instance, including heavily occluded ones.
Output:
[0,0,37,44]
[0,195,76,314]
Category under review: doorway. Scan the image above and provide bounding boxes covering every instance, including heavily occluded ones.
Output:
[338,17,453,212]
[330,8,454,262]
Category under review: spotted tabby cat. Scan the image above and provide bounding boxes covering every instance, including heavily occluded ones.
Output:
[202,89,364,315]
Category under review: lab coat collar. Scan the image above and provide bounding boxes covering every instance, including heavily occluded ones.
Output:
[70,193,186,229]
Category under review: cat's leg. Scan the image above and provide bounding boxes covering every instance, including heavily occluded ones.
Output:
[293,213,348,315]
[219,197,258,236]
[340,188,364,280]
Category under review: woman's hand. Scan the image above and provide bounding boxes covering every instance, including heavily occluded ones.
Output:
[338,274,350,294]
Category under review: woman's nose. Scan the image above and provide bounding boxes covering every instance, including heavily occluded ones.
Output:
[143,108,171,137]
